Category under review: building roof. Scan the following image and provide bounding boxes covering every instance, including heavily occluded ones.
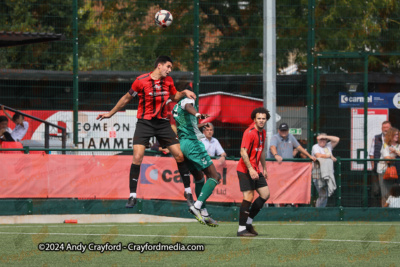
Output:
[0,31,65,47]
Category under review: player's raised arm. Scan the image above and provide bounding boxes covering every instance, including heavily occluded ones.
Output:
[184,103,209,119]
[170,89,196,102]
[96,92,133,121]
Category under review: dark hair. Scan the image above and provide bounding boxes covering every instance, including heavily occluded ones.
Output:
[0,115,8,123]
[154,56,173,68]
[177,82,193,92]
[12,112,23,122]
[251,107,271,121]
[382,121,391,126]
[389,184,400,198]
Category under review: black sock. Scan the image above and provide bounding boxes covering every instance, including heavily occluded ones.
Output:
[239,200,252,226]
[129,164,141,194]
[249,197,267,220]
[177,161,191,188]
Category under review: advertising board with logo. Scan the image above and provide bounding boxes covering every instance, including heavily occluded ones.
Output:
[0,154,312,204]
[339,92,400,109]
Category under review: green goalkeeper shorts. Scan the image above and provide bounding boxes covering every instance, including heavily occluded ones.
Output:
[179,138,213,171]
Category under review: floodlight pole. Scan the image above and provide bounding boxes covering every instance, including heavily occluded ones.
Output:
[264,0,276,152]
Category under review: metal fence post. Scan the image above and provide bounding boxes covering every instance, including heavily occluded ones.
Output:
[336,157,342,207]
[306,0,316,152]
[73,0,79,147]
[45,124,49,154]
[193,0,200,107]
[363,53,369,207]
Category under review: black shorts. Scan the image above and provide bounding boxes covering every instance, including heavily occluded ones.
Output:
[237,171,268,192]
[133,119,179,148]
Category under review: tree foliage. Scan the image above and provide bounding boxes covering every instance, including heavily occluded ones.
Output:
[1,0,400,74]
[0,0,75,70]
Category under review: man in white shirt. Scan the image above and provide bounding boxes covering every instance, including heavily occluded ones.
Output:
[368,121,391,207]
[1,106,29,142]
[201,123,227,165]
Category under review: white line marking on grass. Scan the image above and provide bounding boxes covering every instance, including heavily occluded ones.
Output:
[0,224,188,228]
[1,222,400,228]
[256,223,400,226]
[0,232,399,244]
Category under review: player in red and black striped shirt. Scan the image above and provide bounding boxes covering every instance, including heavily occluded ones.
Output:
[97,56,196,210]
[236,107,271,237]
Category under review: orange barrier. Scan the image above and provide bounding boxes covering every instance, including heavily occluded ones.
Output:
[0,141,24,154]
[0,154,311,203]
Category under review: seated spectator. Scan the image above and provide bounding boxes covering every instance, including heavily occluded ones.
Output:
[269,123,315,162]
[377,127,400,206]
[384,184,400,208]
[201,123,227,165]
[0,115,14,141]
[312,133,340,207]
[1,105,29,142]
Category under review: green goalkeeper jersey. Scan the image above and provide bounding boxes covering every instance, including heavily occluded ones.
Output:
[173,97,205,140]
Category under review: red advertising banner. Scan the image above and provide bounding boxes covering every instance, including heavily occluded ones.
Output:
[0,154,311,203]
[167,92,263,126]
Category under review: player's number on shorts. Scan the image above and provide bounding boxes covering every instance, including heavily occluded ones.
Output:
[172,105,178,118]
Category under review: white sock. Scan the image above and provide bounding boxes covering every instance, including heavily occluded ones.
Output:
[201,208,209,217]
[184,187,192,194]
[194,200,203,210]
[246,217,253,225]
[130,193,137,198]
[238,225,246,232]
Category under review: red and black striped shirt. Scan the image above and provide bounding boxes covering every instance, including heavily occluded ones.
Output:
[237,124,266,174]
[128,72,177,120]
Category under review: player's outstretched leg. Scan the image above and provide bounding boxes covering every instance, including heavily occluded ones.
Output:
[126,145,146,208]
[168,144,194,208]
[192,165,220,226]
[126,163,140,208]
[193,175,218,227]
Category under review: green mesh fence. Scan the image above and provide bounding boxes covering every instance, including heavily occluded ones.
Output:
[1,0,400,206]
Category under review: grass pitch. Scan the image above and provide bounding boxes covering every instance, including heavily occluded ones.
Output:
[0,221,400,266]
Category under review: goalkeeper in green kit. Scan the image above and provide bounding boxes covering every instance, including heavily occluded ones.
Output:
[172,86,220,227]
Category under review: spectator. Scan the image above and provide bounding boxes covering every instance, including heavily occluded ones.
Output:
[368,121,391,207]
[311,133,340,207]
[0,115,14,141]
[1,105,29,142]
[384,184,400,208]
[201,123,227,165]
[377,127,400,206]
[269,122,315,207]
[269,123,315,162]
